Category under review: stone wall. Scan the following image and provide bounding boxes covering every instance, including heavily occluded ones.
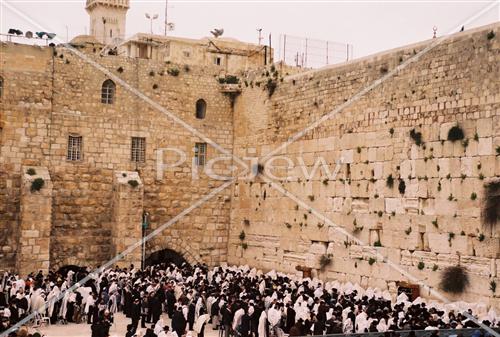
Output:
[228,23,500,306]
[0,41,233,271]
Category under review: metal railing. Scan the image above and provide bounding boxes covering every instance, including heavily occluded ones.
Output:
[299,328,500,337]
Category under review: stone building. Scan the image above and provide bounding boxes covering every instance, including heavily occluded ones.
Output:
[0,10,498,308]
[86,0,129,45]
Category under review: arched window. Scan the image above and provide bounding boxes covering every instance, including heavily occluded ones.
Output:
[195,99,206,119]
[101,79,115,104]
[0,76,4,98]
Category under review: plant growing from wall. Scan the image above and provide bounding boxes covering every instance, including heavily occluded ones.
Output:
[241,243,248,250]
[26,168,36,176]
[473,133,479,141]
[265,78,278,97]
[417,261,425,270]
[368,257,376,265]
[447,125,465,142]
[440,265,469,294]
[432,218,439,228]
[167,67,180,76]
[30,178,45,192]
[308,195,315,201]
[386,174,394,188]
[496,146,500,155]
[285,222,292,229]
[432,264,439,271]
[483,180,500,229]
[152,84,158,90]
[448,232,455,246]
[128,180,139,188]
[409,129,423,146]
[490,280,497,293]
[478,233,485,242]
[373,240,382,247]
[319,254,332,270]
[470,192,477,200]
[487,30,496,40]
[243,219,250,226]
[405,227,412,235]
[322,179,328,186]
[149,70,155,76]
[239,230,246,241]
[389,128,394,136]
[117,66,124,73]
[398,179,406,195]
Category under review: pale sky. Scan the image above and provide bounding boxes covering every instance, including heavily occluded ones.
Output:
[1,0,499,63]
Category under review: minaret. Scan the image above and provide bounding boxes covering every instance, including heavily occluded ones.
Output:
[86,0,129,45]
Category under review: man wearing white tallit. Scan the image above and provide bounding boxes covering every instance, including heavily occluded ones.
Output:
[30,289,46,314]
[258,310,268,337]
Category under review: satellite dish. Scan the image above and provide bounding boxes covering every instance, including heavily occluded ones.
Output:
[35,31,45,39]
[25,31,33,38]
[210,28,224,38]
[167,22,175,31]
[46,33,56,39]
[145,13,150,19]
[153,14,159,19]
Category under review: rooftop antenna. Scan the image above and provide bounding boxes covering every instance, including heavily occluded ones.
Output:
[433,26,437,38]
[164,0,175,35]
[257,28,263,45]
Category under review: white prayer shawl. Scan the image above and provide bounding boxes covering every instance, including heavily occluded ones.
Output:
[342,318,353,334]
[313,287,323,299]
[355,312,368,333]
[58,291,70,319]
[85,295,95,314]
[194,314,209,333]
[47,286,60,317]
[233,307,245,330]
[258,311,268,337]
[31,289,46,314]
[259,280,266,295]
[377,318,388,332]
[195,297,203,320]
[267,307,281,327]
[155,319,166,335]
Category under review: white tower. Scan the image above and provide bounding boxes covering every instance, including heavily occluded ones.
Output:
[86,0,130,45]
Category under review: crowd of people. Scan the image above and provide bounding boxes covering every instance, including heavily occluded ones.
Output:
[0,263,498,337]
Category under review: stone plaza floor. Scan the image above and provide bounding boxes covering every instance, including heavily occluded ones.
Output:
[31,312,219,337]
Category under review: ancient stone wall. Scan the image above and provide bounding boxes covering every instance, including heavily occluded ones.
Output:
[228,23,500,306]
[0,42,233,271]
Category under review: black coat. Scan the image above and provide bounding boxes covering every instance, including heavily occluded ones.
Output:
[172,310,187,335]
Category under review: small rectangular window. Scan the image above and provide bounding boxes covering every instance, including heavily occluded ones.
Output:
[67,135,83,161]
[194,142,207,166]
[183,50,190,57]
[131,137,146,163]
[214,56,221,66]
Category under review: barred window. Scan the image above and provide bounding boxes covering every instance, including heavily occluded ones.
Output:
[0,77,3,98]
[195,99,206,119]
[194,142,207,166]
[67,135,83,161]
[101,79,115,104]
[131,137,146,163]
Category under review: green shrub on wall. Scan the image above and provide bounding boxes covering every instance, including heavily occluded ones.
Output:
[31,178,45,192]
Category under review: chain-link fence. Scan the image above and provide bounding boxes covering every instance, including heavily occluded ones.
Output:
[277,34,353,69]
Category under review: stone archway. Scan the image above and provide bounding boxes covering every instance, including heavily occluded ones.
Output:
[147,237,202,266]
[145,248,189,267]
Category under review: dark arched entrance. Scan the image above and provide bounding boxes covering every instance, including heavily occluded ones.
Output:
[145,248,189,267]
